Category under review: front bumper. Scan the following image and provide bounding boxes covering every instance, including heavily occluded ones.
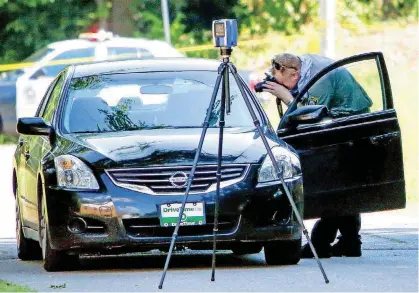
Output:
[45,168,303,254]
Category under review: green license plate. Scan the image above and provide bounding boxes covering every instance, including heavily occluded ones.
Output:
[159,202,206,227]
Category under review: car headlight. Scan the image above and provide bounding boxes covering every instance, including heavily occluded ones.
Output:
[258,146,301,182]
[54,155,99,190]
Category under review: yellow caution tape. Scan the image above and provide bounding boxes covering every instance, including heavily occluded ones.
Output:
[0,54,144,72]
[0,21,400,72]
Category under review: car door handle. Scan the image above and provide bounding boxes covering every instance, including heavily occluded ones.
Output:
[370,132,400,145]
[18,138,25,147]
[24,151,30,160]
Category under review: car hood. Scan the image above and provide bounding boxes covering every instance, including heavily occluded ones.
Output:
[64,127,281,169]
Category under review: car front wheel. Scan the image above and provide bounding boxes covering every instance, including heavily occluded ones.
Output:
[264,238,302,265]
[40,197,79,271]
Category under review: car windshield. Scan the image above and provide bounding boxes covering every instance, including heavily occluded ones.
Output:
[0,47,53,81]
[62,71,261,133]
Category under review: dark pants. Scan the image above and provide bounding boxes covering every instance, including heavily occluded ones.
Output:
[311,214,361,248]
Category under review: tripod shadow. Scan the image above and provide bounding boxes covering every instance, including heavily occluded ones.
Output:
[76,250,266,272]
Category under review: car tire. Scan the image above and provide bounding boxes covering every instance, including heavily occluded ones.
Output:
[231,243,263,255]
[16,196,42,260]
[264,238,302,265]
[40,197,79,272]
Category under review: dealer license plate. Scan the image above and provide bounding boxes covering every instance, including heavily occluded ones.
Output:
[159,202,206,227]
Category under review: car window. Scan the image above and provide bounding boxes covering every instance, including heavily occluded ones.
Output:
[107,47,153,60]
[62,71,262,133]
[41,75,64,123]
[299,59,383,118]
[38,48,95,78]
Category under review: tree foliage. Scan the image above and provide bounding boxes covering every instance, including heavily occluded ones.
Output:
[234,0,318,36]
[0,0,417,64]
[0,0,97,63]
[339,0,418,24]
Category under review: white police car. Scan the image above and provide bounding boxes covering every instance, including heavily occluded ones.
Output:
[15,30,184,119]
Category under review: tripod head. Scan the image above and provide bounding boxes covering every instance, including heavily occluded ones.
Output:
[212,19,237,56]
[212,19,238,114]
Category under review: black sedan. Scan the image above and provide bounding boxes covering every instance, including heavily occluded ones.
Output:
[13,53,406,272]
[13,58,305,271]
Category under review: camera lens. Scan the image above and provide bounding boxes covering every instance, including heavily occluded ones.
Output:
[254,81,265,93]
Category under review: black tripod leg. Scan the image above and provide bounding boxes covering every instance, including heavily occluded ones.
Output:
[158,63,227,289]
[211,61,228,282]
[229,63,329,284]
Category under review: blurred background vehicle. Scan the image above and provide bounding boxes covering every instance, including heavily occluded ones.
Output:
[15,30,184,121]
[0,79,16,135]
[0,30,184,135]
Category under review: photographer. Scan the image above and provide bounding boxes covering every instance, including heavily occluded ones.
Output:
[262,53,372,258]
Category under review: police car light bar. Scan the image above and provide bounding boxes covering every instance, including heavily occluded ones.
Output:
[78,30,115,42]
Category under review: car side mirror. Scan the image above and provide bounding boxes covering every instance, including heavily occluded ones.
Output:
[17,117,51,136]
[287,105,328,125]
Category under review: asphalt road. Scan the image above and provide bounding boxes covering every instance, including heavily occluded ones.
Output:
[0,145,417,292]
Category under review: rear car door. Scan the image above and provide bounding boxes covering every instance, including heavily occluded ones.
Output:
[278,52,405,219]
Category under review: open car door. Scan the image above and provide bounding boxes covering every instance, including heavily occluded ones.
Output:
[278,52,406,219]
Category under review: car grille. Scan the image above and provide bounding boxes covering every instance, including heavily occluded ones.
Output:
[106,164,249,195]
[123,215,239,237]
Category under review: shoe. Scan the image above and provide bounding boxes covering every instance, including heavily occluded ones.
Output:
[331,237,362,257]
[301,243,332,259]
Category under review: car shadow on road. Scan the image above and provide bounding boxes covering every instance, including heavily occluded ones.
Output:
[76,251,267,272]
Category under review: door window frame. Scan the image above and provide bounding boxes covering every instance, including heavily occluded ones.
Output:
[35,74,62,117]
[279,52,393,130]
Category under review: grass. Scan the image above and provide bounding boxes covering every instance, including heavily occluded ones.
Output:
[0,280,35,292]
[0,135,18,145]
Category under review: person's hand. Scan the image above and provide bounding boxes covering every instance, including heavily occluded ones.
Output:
[263,81,294,105]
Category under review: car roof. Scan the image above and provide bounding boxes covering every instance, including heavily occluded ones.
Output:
[46,37,182,57]
[72,58,221,78]
[47,37,166,49]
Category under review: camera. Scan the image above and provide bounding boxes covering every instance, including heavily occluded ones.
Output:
[254,74,279,93]
[212,19,238,48]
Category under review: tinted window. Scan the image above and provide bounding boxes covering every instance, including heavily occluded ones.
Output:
[40,48,95,78]
[62,71,261,133]
[42,75,64,123]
